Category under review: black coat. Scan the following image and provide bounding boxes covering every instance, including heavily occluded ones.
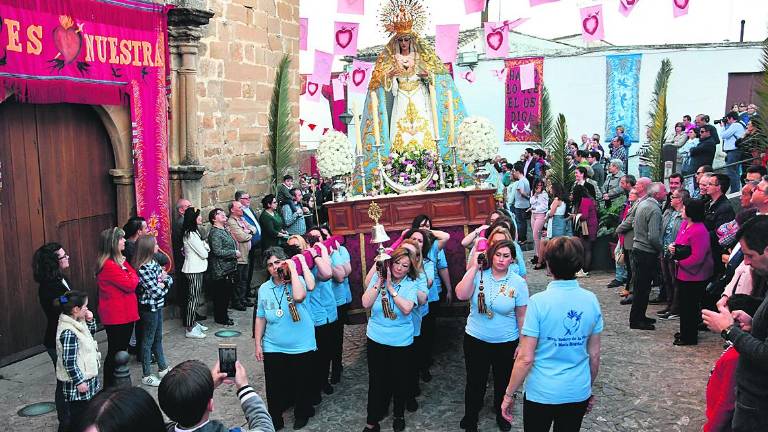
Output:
[689,135,717,172]
[38,278,70,349]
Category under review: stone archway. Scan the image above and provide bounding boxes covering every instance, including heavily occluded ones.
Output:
[1,90,136,224]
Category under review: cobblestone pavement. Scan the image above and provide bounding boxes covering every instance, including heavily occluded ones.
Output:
[1,255,724,431]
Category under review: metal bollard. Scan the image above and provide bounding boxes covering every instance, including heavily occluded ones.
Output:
[113,350,132,388]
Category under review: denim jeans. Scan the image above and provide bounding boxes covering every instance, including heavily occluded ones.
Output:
[513,207,528,242]
[139,308,168,377]
[725,150,743,193]
[614,243,627,282]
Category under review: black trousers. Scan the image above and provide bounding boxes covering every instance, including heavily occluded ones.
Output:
[232,264,249,307]
[419,301,439,371]
[313,322,335,397]
[68,400,90,432]
[366,338,412,425]
[733,393,768,432]
[676,279,706,343]
[103,322,134,388]
[46,348,69,432]
[409,335,423,398]
[462,333,518,425]
[629,249,658,325]
[331,303,349,374]
[263,351,315,424]
[211,274,235,323]
[246,244,260,297]
[523,397,589,432]
[624,248,634,292]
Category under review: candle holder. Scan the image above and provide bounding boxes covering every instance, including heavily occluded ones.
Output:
[450,145,460,187]
[356,153,367,195]
[372,140,385,192]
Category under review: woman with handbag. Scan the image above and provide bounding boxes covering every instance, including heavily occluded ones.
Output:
[668,198,712,346]
[207,208,240,326]
[571,185,598,277]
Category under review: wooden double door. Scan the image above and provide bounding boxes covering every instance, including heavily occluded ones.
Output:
[0,102,117,365]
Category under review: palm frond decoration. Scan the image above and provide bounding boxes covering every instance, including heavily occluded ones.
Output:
[741,38,768,155]
[546,113,574,194]
[268,55,295,194]
[647,58,673,182]
[540,86,553,149]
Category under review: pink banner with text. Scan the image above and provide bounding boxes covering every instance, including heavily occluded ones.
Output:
[504,57,543,143]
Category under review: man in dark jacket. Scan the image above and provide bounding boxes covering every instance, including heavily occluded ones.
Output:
[689,125,719,174]
[705,174,736,275]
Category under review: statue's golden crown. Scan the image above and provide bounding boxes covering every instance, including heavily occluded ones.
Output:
[380,0,426,35]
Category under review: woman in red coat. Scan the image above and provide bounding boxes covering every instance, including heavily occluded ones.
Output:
[96,227,140,387]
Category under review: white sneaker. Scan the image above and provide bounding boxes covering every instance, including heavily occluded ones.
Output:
[195,322,209,332]
[576,270,590,278]
[185,327,206,339]
[158,367,171,379]
[142,375,162,387]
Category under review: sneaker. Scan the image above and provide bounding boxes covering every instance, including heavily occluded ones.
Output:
[142,375,162,387]
[185,327,206,339]
[158,367,171,379]
[575,270,589,278]
[664,313,680,320]
[195,322,209,332]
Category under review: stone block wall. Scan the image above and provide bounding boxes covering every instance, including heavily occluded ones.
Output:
[196,0,300,207]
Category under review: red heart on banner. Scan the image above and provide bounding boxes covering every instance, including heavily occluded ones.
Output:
[307,82,319,96]
[308,123,317,131]
[336,28,353,48]
[583,14,599,35]
[486,30,503,51]
[352,68,366,86]
[674,0,688,8]
[625,0,637,5]
[53,25,83,64]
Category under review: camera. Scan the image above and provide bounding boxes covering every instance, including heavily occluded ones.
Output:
[714,117,726,125]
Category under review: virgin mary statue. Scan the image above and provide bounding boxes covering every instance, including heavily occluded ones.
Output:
[360,0,468,192]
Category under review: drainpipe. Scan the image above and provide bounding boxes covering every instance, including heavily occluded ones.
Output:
[740,20,745,42]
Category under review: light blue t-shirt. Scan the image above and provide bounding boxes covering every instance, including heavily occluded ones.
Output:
[427,243,448,302]
[331,247,352,306]
[256,277,317,354]
[308,267,338,326]
[522,279,604,405]
[410,269,431,337]
[419,261,434,318]
[465,267,529,343]
[366,272,418,347]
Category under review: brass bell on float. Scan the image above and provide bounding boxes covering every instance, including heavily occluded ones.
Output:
[368,202,391,261]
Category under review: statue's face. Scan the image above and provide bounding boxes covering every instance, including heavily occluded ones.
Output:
[397,35,411,53]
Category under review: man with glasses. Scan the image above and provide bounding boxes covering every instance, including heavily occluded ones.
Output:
[705,174,736,275]
[235,191,262,300]
[690,126,718,179]
[751,176,768,215]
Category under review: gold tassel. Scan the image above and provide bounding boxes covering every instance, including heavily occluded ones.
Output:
[477,275,487,315]
[381,288,397,320]
[286,292,301,322]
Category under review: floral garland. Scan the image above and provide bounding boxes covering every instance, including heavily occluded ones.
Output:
[456,116,499,163]
[383,148,441,193]
[317,131,355,178]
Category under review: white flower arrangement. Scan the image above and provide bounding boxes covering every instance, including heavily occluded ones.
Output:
[456,116,499,164]
[316,131,355,178]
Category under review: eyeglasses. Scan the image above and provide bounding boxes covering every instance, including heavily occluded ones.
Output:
[240,196,251,200]
[58,254,70,261]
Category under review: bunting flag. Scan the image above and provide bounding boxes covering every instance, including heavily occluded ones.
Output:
[605,54,641,144]
[519,63,535,90]
[456,66,476,84]
[619,0,639,17]
[673,0,689,17]
[348,59,374,93]
[333,21,359,56]
[311,50,333,84]
[435,24,460,64]
[337,0,364,14]
[484,21,509,59]
[332,77,345,101]
[303,78,324,102]
[464,0,486,14]
[580,4,605,42]
[300,18,308,51]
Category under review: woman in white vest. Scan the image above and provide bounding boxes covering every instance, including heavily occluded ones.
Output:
[54,290,101,431]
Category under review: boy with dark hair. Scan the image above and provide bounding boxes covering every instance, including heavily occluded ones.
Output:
[159,360,273,432]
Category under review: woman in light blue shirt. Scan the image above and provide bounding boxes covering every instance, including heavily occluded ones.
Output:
[254,246,317,431]
[456,239,529,432]
[362,247,420,432]
[501,236,603,432]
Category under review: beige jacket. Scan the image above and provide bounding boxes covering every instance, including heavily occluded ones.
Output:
[55,314,101,383]
[227,216,255,265]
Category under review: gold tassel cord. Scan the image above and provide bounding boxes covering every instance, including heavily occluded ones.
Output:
[286,289,301,322]
[477,272,488,315]
[380,288,397,320]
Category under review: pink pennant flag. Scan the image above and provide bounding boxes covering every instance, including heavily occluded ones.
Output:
[529,0,559,6]
[337,0,364,14]
[348,60,374,94]
[456,67,476,84]
[464,0,485,14]
[332,78,345,101]
[304,79,323,102]
[519,63,535,90]
[504,18,529,30]
[311,50,334,85]
[435,24,460,64]
[580,4,604,42]
[673,0,689,17]
[333,21,360,56]
[491,67,507,81]
[484,21,509,59]
[619,0,639,17]
[300,18,308,51]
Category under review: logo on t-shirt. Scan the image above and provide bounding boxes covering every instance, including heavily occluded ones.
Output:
[563,310,583,336]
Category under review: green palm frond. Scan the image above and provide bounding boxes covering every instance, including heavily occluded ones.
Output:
[540,86,553,149]
[268,55,295,194]
[647,59,673,182]
[546,114,574,193]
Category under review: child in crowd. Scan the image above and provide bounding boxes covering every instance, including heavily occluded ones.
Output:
[158,359,274,432]
[133,235,172,387]
[54,290,101,431]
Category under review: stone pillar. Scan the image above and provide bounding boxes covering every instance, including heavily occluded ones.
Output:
[109,168,136,223]
[168,6,213,205]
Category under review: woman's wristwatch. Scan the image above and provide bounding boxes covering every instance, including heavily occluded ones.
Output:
[721,324,735,340]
